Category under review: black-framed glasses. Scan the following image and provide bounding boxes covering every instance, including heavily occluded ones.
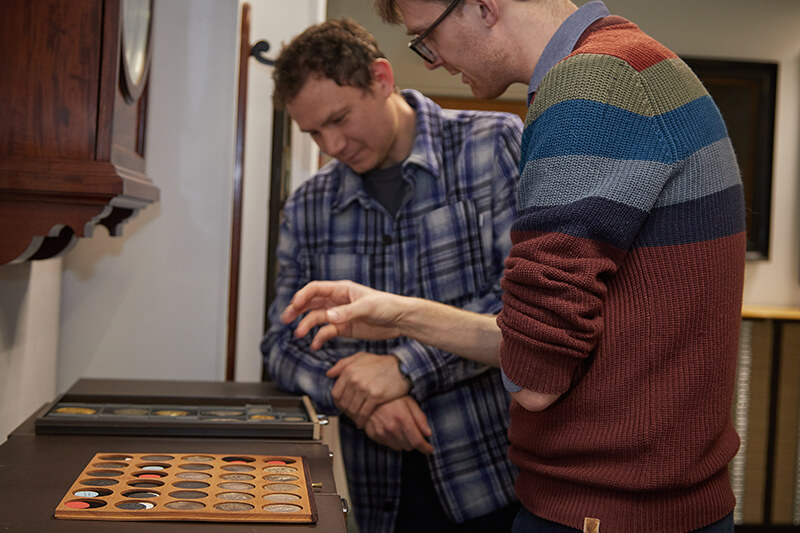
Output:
[408,0,463,63]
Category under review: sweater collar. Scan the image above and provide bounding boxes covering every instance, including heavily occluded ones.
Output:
[527,0,610,104]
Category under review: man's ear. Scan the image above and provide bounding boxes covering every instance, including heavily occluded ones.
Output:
[371,58,396,97]
[476,0,499,27]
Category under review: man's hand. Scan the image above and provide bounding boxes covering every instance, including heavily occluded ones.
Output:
[364,396,433,455]
[281,280,407,350]
[327,352,411,428]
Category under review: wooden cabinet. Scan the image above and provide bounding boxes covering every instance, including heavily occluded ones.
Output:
[0,0,159,265]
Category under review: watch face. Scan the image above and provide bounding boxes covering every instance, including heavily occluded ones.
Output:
[122,0,152,89]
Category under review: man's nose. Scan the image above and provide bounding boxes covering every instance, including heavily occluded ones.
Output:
[321,130,346,156]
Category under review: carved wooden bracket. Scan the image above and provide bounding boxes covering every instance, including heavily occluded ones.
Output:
[0,0,159,266]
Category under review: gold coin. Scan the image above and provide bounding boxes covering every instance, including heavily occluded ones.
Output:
[54,406,96,415]
[152,410,189,417]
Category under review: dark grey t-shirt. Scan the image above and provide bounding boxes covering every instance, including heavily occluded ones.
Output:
[362,162,407,218]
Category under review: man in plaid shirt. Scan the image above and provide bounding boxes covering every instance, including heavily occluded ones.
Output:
[261,18,522,533]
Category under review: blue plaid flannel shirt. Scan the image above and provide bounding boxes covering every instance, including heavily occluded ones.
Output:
[261,90,522,533]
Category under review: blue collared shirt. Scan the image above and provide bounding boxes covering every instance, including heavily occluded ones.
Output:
[527,0,611,104]
[262,89,522,532]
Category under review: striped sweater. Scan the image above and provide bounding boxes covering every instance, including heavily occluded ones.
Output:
[497,15,746,532]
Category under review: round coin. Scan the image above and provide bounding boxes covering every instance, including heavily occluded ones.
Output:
[116,501,155,510]
[218,482,254,491]
[165,501,205,510]
[180,455,214,462]
[263,503,302,513]
[221,464,254,472]
[263,493,301,502]
[216,492,254,501]
[168,490,207,499]
[152,410,189,417]
[264,483,299,492]
[173,481,209,489]
[265,474,298,482]
[220,473,255,481]
[202,410,245,417]
[176,472,211,480]
[141,455,174,461]
[180,463,213,471]
[263,466,297,474]
[79,478,118,487]
[215,502,254,512]
[54,407,96,415]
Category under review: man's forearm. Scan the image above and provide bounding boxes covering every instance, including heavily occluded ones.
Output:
[395,297,502,367]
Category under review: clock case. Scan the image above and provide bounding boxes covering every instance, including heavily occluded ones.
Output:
[0,0,160,264]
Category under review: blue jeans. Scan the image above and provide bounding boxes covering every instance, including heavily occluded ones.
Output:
[511,506,734,533]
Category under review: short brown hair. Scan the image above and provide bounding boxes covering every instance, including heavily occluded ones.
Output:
[273,18,386,107]
[373,0,453,24]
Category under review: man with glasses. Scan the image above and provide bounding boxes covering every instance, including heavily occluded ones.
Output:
[261,18,523,533]
[282,1,745,532]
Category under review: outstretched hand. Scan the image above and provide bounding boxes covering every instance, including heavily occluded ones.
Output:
[281,280,409,350]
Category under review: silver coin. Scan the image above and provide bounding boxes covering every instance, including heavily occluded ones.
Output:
[264,483,299,492]
[165,501,205,510]
[218,482,254,491]
[263,493,301,502]
[263,503,302,513]
[263,466,297,474]
[216,491,254,501]
[265,474,298,482]
[215,502,254,512]
[176,472,211,480]
[220,473,254,481]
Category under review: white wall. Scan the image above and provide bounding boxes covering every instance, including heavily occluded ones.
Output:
[59,0,325,391]
[0,259,61,442]
[234,0,324,382]
[328,0,800,308]
[0,0,324,443]
[58,0,241,391]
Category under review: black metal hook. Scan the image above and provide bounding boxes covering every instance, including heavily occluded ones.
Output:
[250,40,275,66]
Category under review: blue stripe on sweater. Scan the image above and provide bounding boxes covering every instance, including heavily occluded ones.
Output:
[520,95,729,165]
[518,138,741,212]
[512,184,745,250]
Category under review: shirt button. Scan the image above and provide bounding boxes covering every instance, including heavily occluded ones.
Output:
[382,234,393,245]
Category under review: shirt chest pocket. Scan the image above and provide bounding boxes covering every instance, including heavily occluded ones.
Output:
[416,200,491,305]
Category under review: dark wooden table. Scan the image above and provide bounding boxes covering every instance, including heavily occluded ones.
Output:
[0,379,347,532]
